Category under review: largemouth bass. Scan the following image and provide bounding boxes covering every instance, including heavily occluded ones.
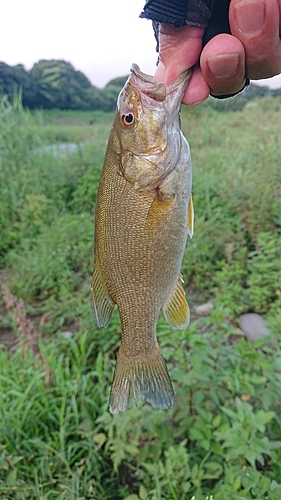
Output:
[92,64,193,414]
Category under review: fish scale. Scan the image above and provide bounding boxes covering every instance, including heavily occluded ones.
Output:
[92,64,193,413]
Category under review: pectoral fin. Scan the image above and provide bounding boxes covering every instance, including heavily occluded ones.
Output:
[146,191,174,233]
[91,261,115,328]
[162,275,190,330]
[187,195,194,238]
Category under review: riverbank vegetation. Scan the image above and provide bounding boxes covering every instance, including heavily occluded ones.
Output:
[0,94,281,499]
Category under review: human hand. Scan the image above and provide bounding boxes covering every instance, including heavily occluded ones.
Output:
[153,0,281,105]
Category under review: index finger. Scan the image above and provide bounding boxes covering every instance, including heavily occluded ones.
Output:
[153,25,204,84]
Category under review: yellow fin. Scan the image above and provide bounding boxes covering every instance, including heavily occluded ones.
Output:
[162,275,190,330]
[146,191,173,233]
[91,261,115,328]
[109,345,174,414]
[187,195,194,238]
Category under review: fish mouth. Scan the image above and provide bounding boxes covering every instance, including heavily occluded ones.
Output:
[130,63,191,102]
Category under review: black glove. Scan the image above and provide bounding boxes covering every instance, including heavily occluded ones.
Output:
[140,0,249,98]
[140,0,231,46]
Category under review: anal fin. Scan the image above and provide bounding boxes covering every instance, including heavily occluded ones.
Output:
[91,261,115,328]
[162,275,190,330]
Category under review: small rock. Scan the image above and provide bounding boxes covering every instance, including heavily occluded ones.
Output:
[61,331,74,338]
[239,313,270,341]
[194,301,214,316]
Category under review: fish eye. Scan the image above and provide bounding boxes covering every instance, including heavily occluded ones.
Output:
[121,112,135,127]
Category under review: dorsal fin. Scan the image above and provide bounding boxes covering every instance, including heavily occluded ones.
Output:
[162,275,190,330]
[187,195,194,238]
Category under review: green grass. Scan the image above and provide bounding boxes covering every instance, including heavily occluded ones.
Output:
[0,97,281,499]
[37,109,114,145]
[28,109,114,145]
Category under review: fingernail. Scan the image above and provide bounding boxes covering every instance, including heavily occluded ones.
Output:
[207,54,239,78]
[235,0,265,35]
[190,100,206,106]
[153,61,166,82]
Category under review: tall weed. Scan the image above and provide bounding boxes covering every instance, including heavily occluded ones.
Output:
[1,322,281,498]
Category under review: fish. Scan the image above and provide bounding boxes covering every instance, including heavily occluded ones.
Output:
[91,64,194,414]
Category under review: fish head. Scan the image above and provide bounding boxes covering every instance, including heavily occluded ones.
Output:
[114,64,191,191]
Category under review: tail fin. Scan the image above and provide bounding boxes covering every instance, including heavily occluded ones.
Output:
[109,345,175,414]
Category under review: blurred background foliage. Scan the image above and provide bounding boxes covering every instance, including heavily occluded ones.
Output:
[0,87,281,499]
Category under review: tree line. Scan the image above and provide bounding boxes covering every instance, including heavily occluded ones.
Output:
[0,59,128,111]
[206,80,281,112]
[1,58,280,111]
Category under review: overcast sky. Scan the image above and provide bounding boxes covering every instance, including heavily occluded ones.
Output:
[1,0,281,90]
